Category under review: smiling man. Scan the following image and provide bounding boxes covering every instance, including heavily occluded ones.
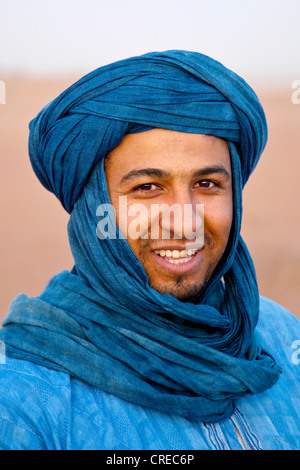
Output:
[0,51,299,450]
[105,130,233,302]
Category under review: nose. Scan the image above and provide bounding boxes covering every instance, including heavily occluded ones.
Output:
[151,188,204,244]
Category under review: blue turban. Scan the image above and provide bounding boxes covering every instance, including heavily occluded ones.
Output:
[28,50,265,213]
[0,51,281,423]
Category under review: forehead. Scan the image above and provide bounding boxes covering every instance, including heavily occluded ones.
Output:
[106,128,231,176]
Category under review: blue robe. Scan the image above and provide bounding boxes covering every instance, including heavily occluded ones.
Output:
[0,297,299,450]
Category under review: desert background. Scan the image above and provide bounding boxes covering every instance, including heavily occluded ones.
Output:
[0,0,299,322]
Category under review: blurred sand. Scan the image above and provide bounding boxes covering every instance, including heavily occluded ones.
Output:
[0,77,299,322]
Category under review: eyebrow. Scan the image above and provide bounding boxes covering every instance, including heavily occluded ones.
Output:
[120,165,231,184]
[192,165,231,180]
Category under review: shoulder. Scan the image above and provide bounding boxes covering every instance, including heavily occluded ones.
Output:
[258,296,300,336]
[0,356,72,449]
[256,296,300,372]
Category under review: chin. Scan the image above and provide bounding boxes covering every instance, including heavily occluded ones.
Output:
[149,276,207,303]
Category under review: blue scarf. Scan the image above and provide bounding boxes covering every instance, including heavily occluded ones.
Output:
[0,51,281,423]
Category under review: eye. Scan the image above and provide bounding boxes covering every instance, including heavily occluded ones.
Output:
[194,179,218,189]
[133,183,161,192]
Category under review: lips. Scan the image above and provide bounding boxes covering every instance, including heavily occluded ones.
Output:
[152,246,203,273]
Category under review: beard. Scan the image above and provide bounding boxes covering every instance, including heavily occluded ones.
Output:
[137,237,215,304]
[149,274,208,303]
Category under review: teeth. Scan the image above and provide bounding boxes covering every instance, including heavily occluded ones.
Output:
[154,248,198,259]
[167,257,193,264]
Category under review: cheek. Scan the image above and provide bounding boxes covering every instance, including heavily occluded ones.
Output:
[113,198,153,256]
[125,237,141,259]
[221,202,233,235]
[204,198,233,243]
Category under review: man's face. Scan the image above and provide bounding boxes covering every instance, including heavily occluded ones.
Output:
[105,129,233,302]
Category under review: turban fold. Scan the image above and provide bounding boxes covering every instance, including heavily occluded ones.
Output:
[0,51,281,423]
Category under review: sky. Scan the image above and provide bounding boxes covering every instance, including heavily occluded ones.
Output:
[1,0,300,87]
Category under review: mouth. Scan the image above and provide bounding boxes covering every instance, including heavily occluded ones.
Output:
[154,248,199,263]
[152,246,203,274]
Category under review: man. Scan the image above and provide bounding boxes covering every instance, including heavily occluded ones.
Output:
[0,50,299,450]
